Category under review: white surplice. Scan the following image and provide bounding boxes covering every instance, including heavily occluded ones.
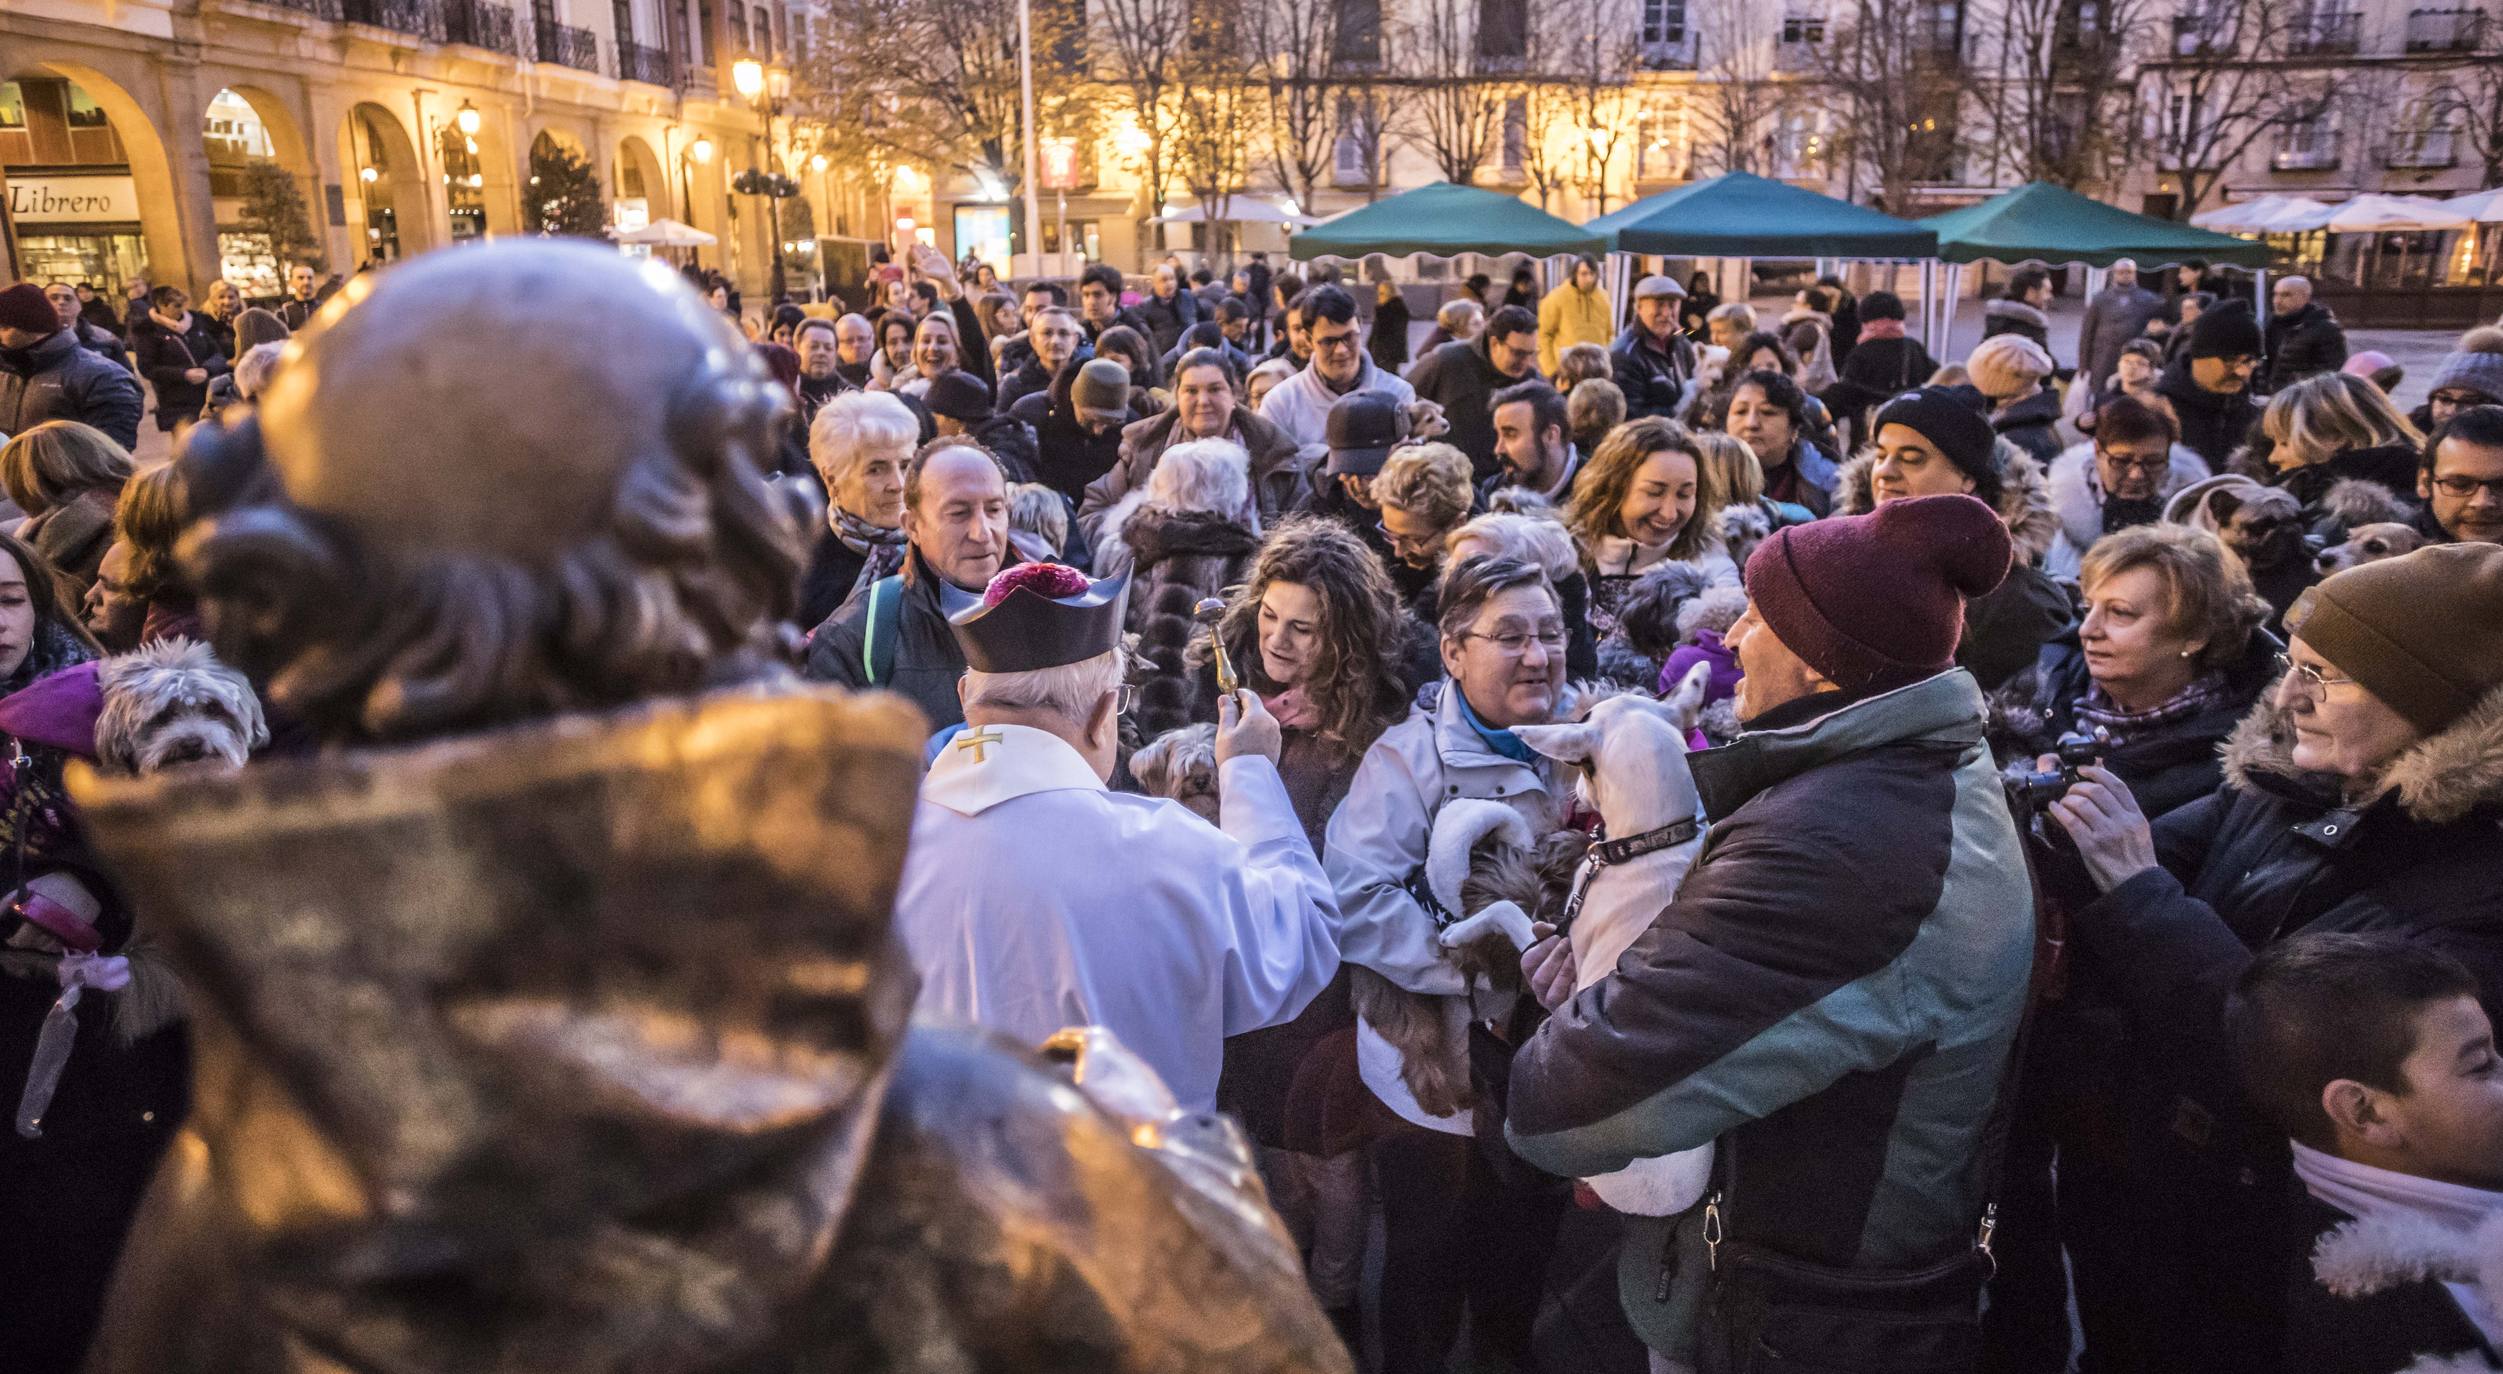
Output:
[895,722,1342,1112]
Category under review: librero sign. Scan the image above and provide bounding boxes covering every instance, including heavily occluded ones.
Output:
[6,173,142,225]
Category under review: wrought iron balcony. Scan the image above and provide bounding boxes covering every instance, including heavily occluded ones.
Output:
[241,0,346,20]
[676,62,718,93]
[533,18,600,70]
[2286,11,2362,54]
[340,0,445,40]
[2405,7,2488,50]
[2387,128,2457,168]
[616,39,676,85]
[442,0,517,54]
[2272,128,2341,170]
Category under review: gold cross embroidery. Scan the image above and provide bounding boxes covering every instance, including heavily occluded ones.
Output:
[955,726,1005,764]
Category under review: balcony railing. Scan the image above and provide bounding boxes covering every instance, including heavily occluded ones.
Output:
[533,18,601,70]
[1639,33,1697,68]
[2286,11,2362,54]
[2405,7,2488,50]
[2272,128,2341,170]
[442,0,517,53]
[676,62,717,93]
[616,38,676,85]
[242,0,347,19]
[341,0,445,39]
[2387,128,2458,168]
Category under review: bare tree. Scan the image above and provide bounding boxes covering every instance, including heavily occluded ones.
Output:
[2425,58,2503,188]
[1546,0,1642,213]
[1509,81,1577,209]
[1396,0,1509,184]
[2138,0,2336,219]
[1243,0,1368,213]
[1688,0,1787,178]
[1169,8,1262,260]
[1810,0,1969,209]
[1969,0,2156,190]
[1094,0,1190,237]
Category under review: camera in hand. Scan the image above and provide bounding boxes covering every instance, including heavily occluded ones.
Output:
[2004,727,2112,813]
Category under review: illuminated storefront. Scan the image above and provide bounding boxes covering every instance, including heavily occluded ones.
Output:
[1,77,147,296]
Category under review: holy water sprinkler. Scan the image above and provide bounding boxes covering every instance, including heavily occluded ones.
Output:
[1193,597,1238,697]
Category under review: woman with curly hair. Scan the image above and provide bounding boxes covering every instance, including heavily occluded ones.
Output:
[1204,516,1411,1339]
[1565,416,1735,641]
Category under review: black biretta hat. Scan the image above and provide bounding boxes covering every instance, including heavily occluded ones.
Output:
[947,564,1130,673]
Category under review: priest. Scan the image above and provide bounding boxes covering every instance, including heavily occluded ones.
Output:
[895,562,1343,1112]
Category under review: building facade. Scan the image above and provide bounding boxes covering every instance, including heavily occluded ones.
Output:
[0,0,882,299]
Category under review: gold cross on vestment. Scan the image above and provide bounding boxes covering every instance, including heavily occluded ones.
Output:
[955,726,1004,764]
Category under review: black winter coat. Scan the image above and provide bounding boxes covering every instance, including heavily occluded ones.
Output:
[966,412,1040,484]
[1012,357,1152,505]
[1405,334,1518,483]
[1822,333,1939,446]
[801,547,979,733]
[1991,628,2280,822]
[2262,302,2348,393]
[2061,683,2503,1374]
[1991,389,2066,466]
[1367,294,1411,375]
[1609,324,1696,421]
[2274,443,2424,543]
[0,329,145,452]
[1136,289,1200,359]
[2157,362,2263,471]
[129,313,231,432]
[1121,507,1262,740]
[2281,1191,2501,1374]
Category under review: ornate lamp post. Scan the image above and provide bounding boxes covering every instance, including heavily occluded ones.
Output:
[730,58,797,302]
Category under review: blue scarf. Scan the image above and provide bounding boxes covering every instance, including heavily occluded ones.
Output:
[1455,688,1535,763]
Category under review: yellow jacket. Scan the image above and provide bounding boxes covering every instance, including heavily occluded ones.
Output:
[1538,283,1613,377]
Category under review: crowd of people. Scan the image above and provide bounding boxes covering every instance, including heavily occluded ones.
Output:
[5,236,2503,1374]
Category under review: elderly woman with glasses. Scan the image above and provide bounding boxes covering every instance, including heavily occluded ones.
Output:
[1325,554,1580,1374]
[2044,395,2211,581]
[2035,542,2503,1372]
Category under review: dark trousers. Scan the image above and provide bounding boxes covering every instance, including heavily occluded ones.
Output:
[1370,1118,1567,1374]
[0,1125,176,1373]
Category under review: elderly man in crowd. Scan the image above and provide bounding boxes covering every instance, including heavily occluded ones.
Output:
[1507,494,2036,1371]
[1259,285,1416,458]
[1080,346,1303,545]
[804,439,1013,730]
[1612,275,1696,421]
[893,562,1340,1114]
[2075,258,2164,405]
[998,303,1088,414]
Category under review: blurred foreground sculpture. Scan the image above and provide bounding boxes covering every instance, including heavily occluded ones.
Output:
[72,242,1350,1374]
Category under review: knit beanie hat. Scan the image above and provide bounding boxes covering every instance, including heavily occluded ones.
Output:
[2285,542,2503,735]
[1874,387,1999,483]
[0,282,60,335]
[1858,291,1906,322]
[924,369,994,423]
[1743,493,2014,692]
[1071,358,1132,424]
[1966,334,2056,400]
[2187,299,2264,361]
[2428,328,2503,405]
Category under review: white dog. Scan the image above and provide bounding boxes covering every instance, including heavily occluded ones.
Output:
[94,637,268,776]
[1512,666,1716,1216]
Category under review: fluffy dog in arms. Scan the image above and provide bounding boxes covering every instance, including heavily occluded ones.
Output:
[1512,669,1716,1216]
[93,638,267,775]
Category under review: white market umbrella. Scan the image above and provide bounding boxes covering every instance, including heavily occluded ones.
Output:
[2322,194,2470,233]
[616,218,718,247]
[2445,187,2503,222]
[1153,198,1315,226]
[2251,197,2337,233]
[2191,195,2287,232]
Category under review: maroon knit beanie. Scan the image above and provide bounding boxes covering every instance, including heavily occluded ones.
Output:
[1743,493,2015,691]
[0,282,60,335]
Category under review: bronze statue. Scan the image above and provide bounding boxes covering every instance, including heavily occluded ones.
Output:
[71,242,1351,1374]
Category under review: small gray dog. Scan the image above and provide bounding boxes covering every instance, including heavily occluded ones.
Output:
[94,637,268,776]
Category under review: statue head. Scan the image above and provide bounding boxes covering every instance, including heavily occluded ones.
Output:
[176,241,801,744]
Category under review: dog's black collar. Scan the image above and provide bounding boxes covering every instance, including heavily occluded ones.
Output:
[1588,815,1701,867]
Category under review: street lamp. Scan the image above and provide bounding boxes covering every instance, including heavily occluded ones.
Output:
[455,100,482,138]
[730,60,797,302]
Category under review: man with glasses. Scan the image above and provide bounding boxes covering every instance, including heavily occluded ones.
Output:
[2158,298,2265,470]
[893,561,1341,1115]
[2047,395,2213,579]
[1257,285,1416,460]
[2419,406,2503,546]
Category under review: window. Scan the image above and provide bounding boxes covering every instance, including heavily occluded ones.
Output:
[1334,98,1379,184]
[0,83,24,130]
[698,0,715,63]
[1642,0,1687,44]
[1636,104,1686,181]
[65,84,108,129]
[1334,0,1383,64]
[728,0,748,53]
[1502,96,1528,171]
[1780,14,1825,42]
[1476,0,1528,61]
[615,0,636,42]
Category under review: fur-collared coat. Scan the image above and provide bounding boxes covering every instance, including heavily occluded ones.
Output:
[2042,439,2213,581]
[2060,681,2503,1373]
[1108,506,1262,742]
[1835,444,2077,691]
[2288,1192,2503,1373]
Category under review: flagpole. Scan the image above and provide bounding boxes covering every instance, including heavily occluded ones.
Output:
[1019,0,1044,272]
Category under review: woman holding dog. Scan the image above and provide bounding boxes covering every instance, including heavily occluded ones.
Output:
[0,529,189,1371]
[1565,416,1736,644]
[2045,542,2503,1372]
[1324,554,1577,1374]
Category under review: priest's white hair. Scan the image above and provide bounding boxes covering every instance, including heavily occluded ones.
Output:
[961,648,1124,724]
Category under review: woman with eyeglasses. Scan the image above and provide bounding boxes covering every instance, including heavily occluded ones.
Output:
[2044,395,2211,581]
[1324,554,1580,1374]
[2037,542,2503,1370]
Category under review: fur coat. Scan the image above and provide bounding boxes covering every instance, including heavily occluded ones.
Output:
[1112,506,1262,742]
[2042,439,2213,581]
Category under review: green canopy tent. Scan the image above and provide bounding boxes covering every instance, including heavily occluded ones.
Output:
[1288,181,1606,261]
[1583,171,1939,342]
[1917,181,2271,356]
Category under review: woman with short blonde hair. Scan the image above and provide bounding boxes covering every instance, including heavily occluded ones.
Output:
[2258,371,2425,537]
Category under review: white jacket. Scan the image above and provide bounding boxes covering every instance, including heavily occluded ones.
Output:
[1257,354,1417,461]
[2043,440,2212,581]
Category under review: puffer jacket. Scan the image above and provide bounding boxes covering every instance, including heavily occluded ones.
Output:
[2061,680,2503,1374]
[1324,679,1576,1134]
[2042,439,2212,581]
[128,312,230,431]
[1404,332,1519,482]
[801,546,985,733]
[1611,323,1697,421]
[1258,353,1415,460]
[1990,388,2066,466]
[1012,356,1154,505]
[1536,283,1612,378]
[1077,405,1306,551]
[1507,672,2034,1348]
[2262,302,2348,393]
[1116,506,1262,740]
[0,328,144,451]
[1837,445,2076,690]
